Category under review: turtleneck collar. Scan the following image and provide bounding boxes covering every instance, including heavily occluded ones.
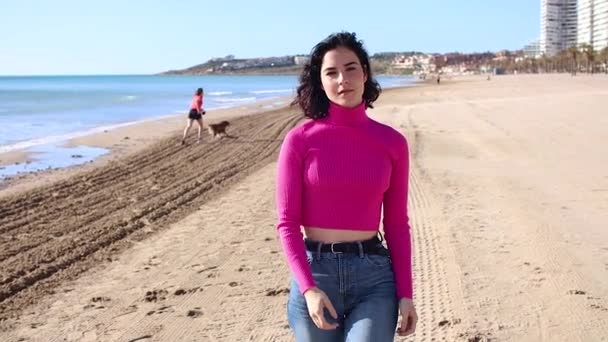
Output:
[324,100,369,126]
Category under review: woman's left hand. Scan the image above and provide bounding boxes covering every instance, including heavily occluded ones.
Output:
[396,298,417,336]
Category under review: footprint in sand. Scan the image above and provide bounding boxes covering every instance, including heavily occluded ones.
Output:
[237,265,251,272]
[438,318,461,327]
[458,331,493,341]
[586,296,608,311]
[91,296,111,303]
[174,287,201,296]
[266,287,290,296]
[144,289,168,302]
[186,310,201,318]
[84,296,112,309]
[144,256,161,267]
[147,305,173,316]
[187,309,203,318]
[568,289,586,295]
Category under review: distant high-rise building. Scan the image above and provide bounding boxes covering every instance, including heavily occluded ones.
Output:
[524,40,542,58]
[578,0,608,51]
[540,0,578,56]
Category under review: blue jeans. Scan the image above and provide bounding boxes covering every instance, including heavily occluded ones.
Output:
[287,245,398,342]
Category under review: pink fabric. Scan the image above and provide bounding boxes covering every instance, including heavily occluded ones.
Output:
[190,94,203,111]
[275,101,413,299]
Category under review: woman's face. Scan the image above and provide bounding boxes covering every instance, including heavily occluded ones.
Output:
[320,46,367,108]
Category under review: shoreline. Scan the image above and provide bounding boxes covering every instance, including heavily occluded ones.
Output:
[0,76,417,172]
[0,96,292,166]
[0,80,420,194]
[0,95,292,195]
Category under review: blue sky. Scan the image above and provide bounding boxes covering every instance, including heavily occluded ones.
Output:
[0,0,540,75]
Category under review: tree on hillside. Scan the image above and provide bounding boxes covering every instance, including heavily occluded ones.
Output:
[432,55,446,73]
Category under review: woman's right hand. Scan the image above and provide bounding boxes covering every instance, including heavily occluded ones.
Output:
[303,287,339,330]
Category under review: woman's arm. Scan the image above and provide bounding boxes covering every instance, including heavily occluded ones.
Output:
[382,134,413,299]
[275,129,316,294]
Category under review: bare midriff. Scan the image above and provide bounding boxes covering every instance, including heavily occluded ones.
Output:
[303,226,378,243]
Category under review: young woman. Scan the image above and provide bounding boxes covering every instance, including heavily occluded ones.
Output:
[275,32,417,341]
[181,87,205,145]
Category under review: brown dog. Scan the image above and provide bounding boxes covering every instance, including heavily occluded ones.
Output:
[207,120,230,138]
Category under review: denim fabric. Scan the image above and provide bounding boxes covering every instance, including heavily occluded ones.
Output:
[287,244,398,342]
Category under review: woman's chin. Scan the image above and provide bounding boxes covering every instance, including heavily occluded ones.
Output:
[331,97,361,108]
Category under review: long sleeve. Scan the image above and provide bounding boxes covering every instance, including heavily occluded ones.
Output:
[275,129,316,294]
[382,134,413,299]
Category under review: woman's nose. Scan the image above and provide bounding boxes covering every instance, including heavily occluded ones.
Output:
[338,72,348,85]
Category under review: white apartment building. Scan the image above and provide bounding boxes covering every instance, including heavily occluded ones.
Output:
[524,40,542,58]
[578,0,608,50]
[540,0,578,55]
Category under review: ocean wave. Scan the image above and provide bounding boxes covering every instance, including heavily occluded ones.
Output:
[0,134,87,154]
[214,97,256,103]
[207,91,233,96]
[0,114,177,154]
[250,89,293,95]
[120,95,138,101]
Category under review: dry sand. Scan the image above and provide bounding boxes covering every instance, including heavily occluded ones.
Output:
[0,74,607,341]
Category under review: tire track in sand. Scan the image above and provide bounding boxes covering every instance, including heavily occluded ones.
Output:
[0,107,301,327]
[375,107,466,342]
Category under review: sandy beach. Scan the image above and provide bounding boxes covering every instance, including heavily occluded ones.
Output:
[1,74,607,341]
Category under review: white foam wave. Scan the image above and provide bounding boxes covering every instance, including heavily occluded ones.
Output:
[215,97,256,103]
[250,89,292,94]
[207,91,233,96]
[0,114,177,154]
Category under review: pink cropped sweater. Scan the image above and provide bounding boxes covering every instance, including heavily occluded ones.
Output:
[190,94,203,111]
[275,101,413,299]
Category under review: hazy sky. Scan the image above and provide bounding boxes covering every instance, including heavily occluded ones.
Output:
[0,0,540,75]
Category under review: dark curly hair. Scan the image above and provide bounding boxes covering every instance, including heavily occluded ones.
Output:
[291,32,381,119]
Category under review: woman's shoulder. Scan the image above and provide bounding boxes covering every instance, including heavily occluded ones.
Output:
[285,118,317,139]
[368,120,408,147]
[283,120,309,146]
